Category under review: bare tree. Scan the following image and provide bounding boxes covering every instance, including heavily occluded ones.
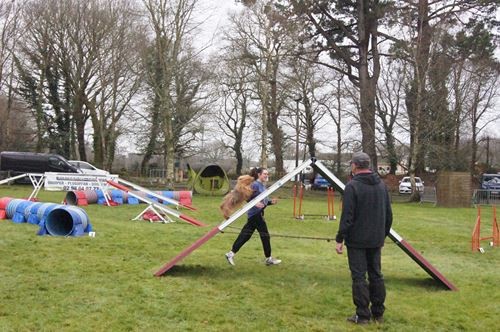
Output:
[212,56,254,176]
[0,0,23,150]
[15,0,143,166]
[140,0,209,180]
[386,0,498,200]
[289,0,385,171]
[466,64,500,174]
[85,0,144,170]
[226,0,295,175]
[282,57,330,162]
[376,59,408,175]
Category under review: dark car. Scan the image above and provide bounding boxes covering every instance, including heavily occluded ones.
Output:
[0,151,79,183]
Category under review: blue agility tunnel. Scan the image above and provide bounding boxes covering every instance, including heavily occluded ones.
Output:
[36,203,59,226]
[26,202,43,224]
[39,205,92,236]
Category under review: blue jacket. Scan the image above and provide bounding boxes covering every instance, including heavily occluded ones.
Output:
[247,180,271,217]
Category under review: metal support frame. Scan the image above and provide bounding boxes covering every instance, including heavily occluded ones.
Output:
[27,174,45,200]
[133,204,173,224]
[0,173,45,200]
[94,176,113,206]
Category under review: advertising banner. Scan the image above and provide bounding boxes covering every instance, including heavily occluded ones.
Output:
[44,172,119,191]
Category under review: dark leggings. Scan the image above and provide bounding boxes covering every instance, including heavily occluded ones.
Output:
[231,212,271,258]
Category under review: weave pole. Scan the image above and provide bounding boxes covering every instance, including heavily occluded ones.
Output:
[327,187,336,220]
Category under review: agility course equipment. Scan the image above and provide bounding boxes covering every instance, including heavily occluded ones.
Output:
[1,198,92,236]
[293,184,336,220]
[0,173,45,200]
[0,196,13,219]
[64,189,193,207]
[471,206,499,252]
[106,180,204,226]
[153,158,458,291]
[40,205,91,236]
[114,178,195,210]
[186,163,197,188]
[191,164,230,195]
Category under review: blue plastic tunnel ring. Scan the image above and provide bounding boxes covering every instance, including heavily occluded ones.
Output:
[45,207,89,236]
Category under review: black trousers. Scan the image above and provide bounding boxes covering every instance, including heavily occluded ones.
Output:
[347,247,386,319]
[231,212,271,258]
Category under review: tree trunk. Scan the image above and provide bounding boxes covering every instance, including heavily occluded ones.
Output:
[268,77,284,177]
[259,80,269,168]
[73,91,87,161]
[357,0,379,171]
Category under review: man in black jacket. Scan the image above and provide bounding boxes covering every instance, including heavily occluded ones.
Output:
[335,152,393,325]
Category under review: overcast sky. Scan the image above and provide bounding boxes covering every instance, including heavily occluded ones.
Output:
[193,0,241,56]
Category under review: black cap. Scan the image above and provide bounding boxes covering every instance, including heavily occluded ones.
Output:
[351,152,370,168]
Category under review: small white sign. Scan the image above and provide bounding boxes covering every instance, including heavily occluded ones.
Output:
[88,232,96,237]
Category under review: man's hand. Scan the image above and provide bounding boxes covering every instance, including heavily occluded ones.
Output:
[335,242,343,254]
[256,202,265,209]
[271,198,278,205]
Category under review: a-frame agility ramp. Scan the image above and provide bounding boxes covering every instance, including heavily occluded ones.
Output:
[154,158,457,291]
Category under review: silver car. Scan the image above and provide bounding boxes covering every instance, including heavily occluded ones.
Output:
[69,160,109,175]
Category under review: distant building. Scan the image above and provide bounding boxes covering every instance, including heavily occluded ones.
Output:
[377,163,407,176]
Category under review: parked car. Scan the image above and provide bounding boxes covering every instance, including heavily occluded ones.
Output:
[312,174,330,190]
[480,174,500,191]
[399,176,424,194]
[68,160,109,175]
[0,151,79,183]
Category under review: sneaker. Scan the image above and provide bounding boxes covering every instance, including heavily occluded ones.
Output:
[346,314,370,325]
[265,257,282,265]
[225,251,235,266]
[372,316,384,324]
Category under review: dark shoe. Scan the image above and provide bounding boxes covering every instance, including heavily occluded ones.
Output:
[346,314,370,325]
[372,316,384,324]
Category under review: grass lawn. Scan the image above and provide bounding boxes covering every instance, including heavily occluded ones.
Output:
[0,185,499,331]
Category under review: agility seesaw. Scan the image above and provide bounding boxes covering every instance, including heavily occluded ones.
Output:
[313,161,458,291]
[153,159,457,291]
[114,177,196,211]
[106,180,205,227]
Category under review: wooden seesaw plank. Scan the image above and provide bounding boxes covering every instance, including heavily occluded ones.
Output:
[388,230,458,291]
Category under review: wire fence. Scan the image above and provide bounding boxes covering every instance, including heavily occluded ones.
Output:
[472,189,500,206]
[149,168,167,178]
[420,186,437,205]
